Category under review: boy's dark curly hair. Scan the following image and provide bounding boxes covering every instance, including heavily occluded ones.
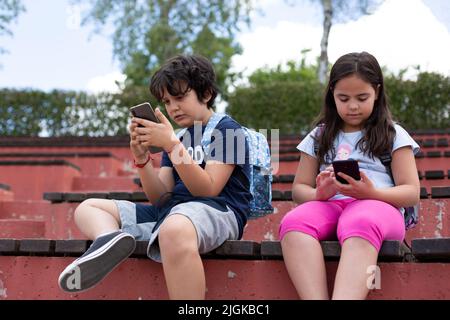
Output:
[149,54,219,109]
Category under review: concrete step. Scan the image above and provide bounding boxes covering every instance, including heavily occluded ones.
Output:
[0,160,81,200]
[3,238,449,299]
[0,189,14,202]
[0,201,83,239]
[0,219,45,238]
[0,256,449,299]
[72,177,140,192]
[0,152,125,177]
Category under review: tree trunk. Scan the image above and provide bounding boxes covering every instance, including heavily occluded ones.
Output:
[318,0,332,84]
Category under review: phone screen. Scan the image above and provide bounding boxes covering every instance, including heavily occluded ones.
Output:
[130,102,163,154]
[130,102,160,126]
[332,160,361,184]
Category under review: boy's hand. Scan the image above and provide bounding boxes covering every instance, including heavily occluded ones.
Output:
[129,121,149,162]
[315,166,337,200]
[333,171,375,199]
[133,108,180,153]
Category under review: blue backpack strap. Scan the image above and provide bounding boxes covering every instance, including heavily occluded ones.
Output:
[243,128,272,175]
[201,113,227,155]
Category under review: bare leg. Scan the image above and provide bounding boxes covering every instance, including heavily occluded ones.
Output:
[332,237,378,300]
[74,199,121,240]
[281,232,329,300]
[158,214,205,300]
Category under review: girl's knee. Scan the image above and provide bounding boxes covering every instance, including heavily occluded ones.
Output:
[281,231,319,248]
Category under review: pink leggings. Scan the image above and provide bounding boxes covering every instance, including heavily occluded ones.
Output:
[279,199,405,251]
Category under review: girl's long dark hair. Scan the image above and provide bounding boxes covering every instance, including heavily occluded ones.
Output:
[314,52,396,164]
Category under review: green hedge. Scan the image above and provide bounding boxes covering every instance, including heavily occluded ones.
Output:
[227,81,323,134]
[385,72,450,129]
[0,87,156,136]
[227,70,449,134]
[0,69,448,136]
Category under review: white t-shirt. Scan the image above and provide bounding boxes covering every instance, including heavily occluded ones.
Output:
[297,124,420,201]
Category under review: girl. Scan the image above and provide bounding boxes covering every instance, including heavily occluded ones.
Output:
[279,52,420,300]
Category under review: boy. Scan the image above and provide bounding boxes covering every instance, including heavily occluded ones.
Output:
[58,54,251,299]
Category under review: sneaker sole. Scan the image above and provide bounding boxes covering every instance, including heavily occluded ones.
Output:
[58,233,136,293]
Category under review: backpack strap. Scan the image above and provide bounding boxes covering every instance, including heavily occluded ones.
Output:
[201,113,227,156]
[379,149,394,184]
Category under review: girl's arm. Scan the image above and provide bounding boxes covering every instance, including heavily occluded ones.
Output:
[292,152,336,205]
[371,146,420,207]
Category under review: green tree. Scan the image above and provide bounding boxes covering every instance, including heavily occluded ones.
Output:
[0,0,25,55]
[74,0,253,93]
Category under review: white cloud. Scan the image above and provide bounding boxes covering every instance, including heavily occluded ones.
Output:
[232,21,322,78]
[232,0,450,80]
[86,71,126,94]
[329,0,450,76]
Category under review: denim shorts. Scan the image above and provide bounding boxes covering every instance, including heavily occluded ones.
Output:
[113,200,239,263]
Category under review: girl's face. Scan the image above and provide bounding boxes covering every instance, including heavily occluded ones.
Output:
[161,85,212,127]
[333,74,379,132]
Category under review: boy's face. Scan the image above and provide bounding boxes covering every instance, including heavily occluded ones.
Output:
[161,85,212,127]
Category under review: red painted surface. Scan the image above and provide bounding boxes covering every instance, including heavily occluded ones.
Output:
[415,157,449,171]
[0,257,449,300]
[72,176,140,192]
[0,136,449,300]
[0,146,162,166]
[0,219,45,238]
[0,156,124,177]
[405,199,449,242]
[243,201,296,241]
[0,165,80,201]
[0,201,84,239]
[0,189,14,202]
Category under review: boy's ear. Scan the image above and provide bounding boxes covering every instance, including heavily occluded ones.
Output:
[203,90,212,104]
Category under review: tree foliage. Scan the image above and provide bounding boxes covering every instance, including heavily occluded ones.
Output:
[74,0,253,92]
[0,0,25,54]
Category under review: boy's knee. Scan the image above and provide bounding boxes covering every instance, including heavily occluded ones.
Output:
[75,198,95,212]
[158,214,198,253]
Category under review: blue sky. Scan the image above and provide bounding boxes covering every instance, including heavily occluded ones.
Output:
[0,0,449,93]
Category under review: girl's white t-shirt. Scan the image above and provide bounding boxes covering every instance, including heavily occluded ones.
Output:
[297,124,420,201]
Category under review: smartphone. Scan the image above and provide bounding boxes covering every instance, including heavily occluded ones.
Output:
[130,102,163,154]
[332,159,361,184]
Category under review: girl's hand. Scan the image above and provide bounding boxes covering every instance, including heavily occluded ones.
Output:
[129,121,149,162]
[132,108,180,153]
[333,171,376,199]
[315,166,338,200]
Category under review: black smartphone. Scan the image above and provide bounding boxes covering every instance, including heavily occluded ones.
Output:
[332,159,361,184]
[130,102,163,154]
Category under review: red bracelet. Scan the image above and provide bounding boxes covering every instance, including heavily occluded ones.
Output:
[133,153,152,168]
